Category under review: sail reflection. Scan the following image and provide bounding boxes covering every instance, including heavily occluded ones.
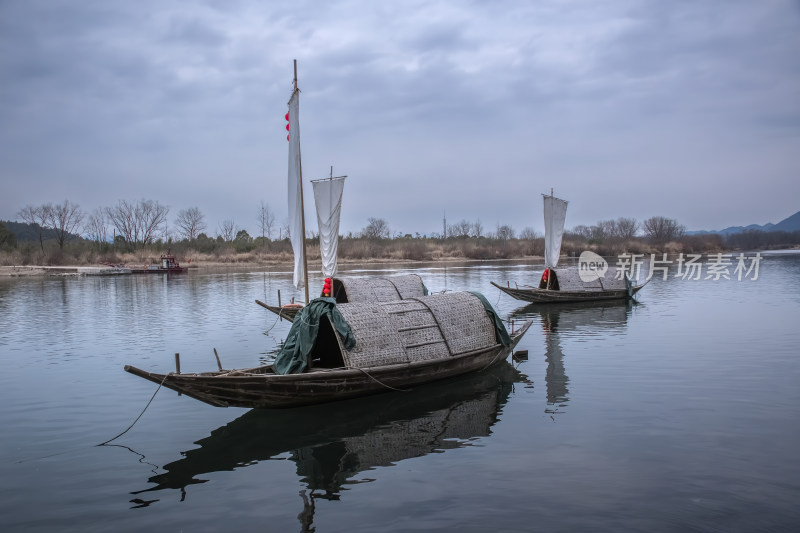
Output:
[511,300,635,417]
[132,362,528,509]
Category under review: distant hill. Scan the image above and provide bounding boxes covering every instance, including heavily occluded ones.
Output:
[688,210,800,235]
[1,220,82,242]
[773,210,800,232]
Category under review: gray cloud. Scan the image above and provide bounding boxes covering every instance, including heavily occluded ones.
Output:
[1,0,798,237]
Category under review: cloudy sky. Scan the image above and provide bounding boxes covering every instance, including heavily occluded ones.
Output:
[1,0,798,238]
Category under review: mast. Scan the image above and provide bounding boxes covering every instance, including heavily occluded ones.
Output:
[547,189,553,290]
[294,60,310,303]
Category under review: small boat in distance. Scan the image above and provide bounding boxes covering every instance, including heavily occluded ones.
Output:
[129,252,188,274]
[492,266,647,303]
[492,191,646,303]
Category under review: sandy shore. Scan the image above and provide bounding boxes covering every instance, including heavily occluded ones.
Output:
[0,263,285,277]
[0,266,51,277]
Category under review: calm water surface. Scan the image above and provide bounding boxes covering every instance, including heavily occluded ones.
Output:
[1,254,799,532]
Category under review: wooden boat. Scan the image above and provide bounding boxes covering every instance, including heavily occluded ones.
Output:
[491,267,647,303]
[492,191,645,303]
[129,252,187,274]
[255,299,302,320]
[125,292,533,409]
[258,273,429,321]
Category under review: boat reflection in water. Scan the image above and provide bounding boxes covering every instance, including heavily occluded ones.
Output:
[131,361,530,526]
[510,300,635,417]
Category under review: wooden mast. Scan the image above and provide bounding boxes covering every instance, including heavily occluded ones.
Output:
[546,188,553,290]
[294,60,310,303]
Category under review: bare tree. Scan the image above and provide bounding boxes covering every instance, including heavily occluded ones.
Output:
[48,200,84,249]
[84,208,108,245]
[218,219,237,242]
[257,201,276,240]
[279,219,290,240]
[614,217,639,240]
[519,227,538,240]
[643,216,685,244]
[495,224,515,241]
[361,217,390,240]
[570,225,592,240]
[471,219,484,238]
[18,204,52,252]
[105,199,169,248]
[447,219,472,238]
[596,220,616,241]
[175,207,207,241]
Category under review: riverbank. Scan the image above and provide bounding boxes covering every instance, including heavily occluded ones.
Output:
[0,255,524,277]
[4,246,796,277]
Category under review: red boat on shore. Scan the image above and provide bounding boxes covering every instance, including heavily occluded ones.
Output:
[129,253,188,274]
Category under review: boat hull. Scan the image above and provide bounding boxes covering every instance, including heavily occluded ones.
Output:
[129,267,188,274]
[255,299,301,321]
[125,320,532,409]
[491,281,645,303]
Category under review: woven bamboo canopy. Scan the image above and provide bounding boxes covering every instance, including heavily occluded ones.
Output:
[330,274,427,303]
[309,292,499,370]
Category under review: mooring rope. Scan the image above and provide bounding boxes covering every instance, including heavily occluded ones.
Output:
[263,310,282,333]
[479,346,506,372]
[96,372,170,447]
[315,365,411,392]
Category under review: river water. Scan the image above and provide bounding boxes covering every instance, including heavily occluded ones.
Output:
[1,253,798,532]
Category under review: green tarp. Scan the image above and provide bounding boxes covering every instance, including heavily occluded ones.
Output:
[468,291,512,347]
[273,297,356,375]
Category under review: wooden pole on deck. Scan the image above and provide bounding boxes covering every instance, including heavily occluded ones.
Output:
[213,348,223,371]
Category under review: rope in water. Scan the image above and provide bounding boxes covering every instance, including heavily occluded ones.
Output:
[96,372,170,446]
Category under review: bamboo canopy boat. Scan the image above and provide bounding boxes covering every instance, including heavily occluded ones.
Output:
[125,64,532,408]
[492,267,646,303]
[125,291,532,409]
[492,191,646,303]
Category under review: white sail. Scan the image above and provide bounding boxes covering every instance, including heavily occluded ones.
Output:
[287,90,304,289]
[312,176,346,278]
[543,194,568,269]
